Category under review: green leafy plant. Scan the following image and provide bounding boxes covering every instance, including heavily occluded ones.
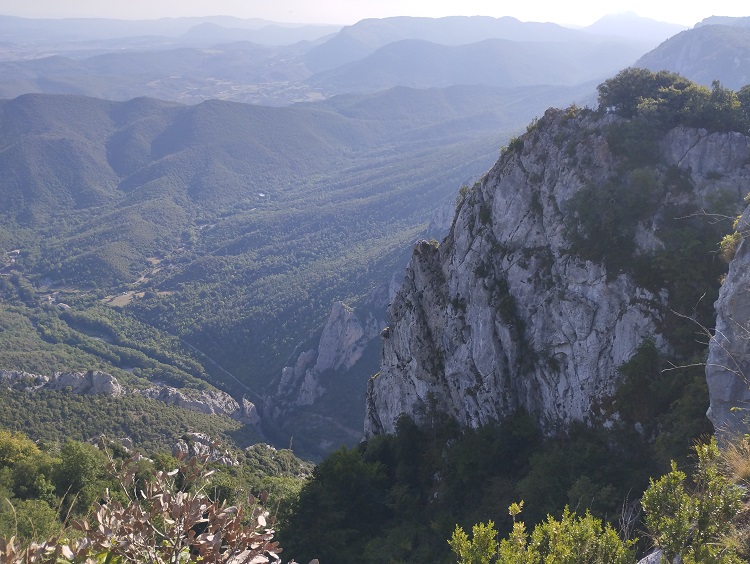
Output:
[450,520,499,564]
[720,231,743,263]
[0,454,290,563]
[641,438,743,563]
[450,501,635,564]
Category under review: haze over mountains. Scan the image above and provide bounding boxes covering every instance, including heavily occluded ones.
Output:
[0,13,682,105]
[0,14,340,45]
[3,11,745,458]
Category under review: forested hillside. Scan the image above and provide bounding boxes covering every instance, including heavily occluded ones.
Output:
[0,82,596,457]
[0,13,675,457]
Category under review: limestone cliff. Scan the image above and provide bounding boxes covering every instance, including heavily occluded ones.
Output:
[135,386,260,425]
[275,301,385,407]
[0,369,123,396]
[262,275,405,457]
[0,369,260,426]
[366,107,750,437]
[263,190,464,456]
[707,206,750,437]
[270,196,456,420]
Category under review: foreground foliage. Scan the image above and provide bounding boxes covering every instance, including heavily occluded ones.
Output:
[0,427,311,560]
[451,439,747,564]
[450,503,634,564]
[642,439,744,563]
[0,452,286,563]
[281,360,709,563]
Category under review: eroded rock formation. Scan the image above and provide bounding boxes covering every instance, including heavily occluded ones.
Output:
[366,107,750,437]
[0,369,260,426]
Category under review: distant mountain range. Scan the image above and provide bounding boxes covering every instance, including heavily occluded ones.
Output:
[308,37,646,95]
[0,13,682,104]
[696,16,750,28]
[303,15,592,72]
[583,12,686,44]
[0,14,339,44]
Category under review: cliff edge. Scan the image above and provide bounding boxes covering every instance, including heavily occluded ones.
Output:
[366,102,750,437]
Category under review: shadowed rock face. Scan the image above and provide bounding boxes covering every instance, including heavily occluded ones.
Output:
[365,107,750,438]
[274,301,384,408]
[707,207,750,438]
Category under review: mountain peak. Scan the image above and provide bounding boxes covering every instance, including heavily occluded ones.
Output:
[584,12,687,45]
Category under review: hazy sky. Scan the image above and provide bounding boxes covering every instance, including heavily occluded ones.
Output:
[0,0,746,27]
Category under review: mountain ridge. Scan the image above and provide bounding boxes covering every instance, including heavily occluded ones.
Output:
[308,37,647,95]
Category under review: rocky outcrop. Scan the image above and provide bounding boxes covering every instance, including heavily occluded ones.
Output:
[0,370,50,389]
[264,278,401,457]
[661,127,750,178]
[49,370,124,396]
[0,369,123,396]
[366,107,750,437]
[0,369,260,426]
[172,432,239,466]
[135,386,260,425]
[707,207,750,438]
[269,242,427,421]
[275,300,387,407]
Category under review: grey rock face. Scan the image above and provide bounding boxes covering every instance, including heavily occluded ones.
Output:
[172,432,239,466]
[0,370,50,389]
[707,207,750,438]
[0,368,260,426]
[47,370,124,396]
[637,550,663,564]
[0,369,124,397]
[274,300,385,407]
[239,397,261,426]
[135,386,260,425]
[366,108,750,437]
[661,127,750,177]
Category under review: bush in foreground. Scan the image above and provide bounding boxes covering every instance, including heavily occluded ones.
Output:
[451,438,746,564]
[0,454,289,563]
